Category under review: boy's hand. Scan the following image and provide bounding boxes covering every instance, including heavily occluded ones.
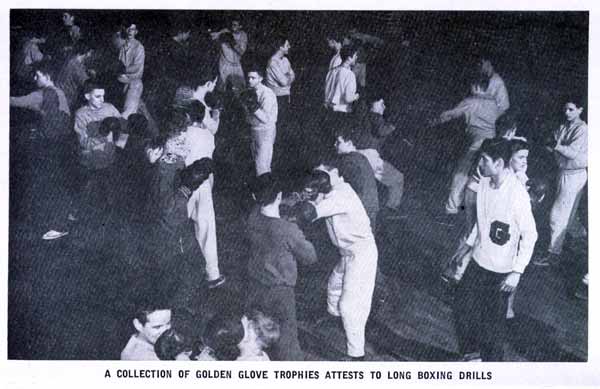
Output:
[499,272,521,292]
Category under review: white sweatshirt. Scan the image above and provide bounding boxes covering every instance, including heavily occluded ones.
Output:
[466,172,538,274]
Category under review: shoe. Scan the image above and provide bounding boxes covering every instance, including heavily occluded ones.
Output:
[460,351,482,362]
[342,355,365,361]
[532,253,560,267]
[42,230,69,240]
[207,275,226,289]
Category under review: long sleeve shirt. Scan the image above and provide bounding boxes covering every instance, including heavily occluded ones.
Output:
[247,207,317,287]
[440,95,500,139]
[265,55,295,96]
[10,85,71,139]
[74,102,121,148]
[324,65,358,113]
[219,31,248,65]
[247,83,278,131]
[158,187,196,257]
[118,38,145,82]
[313,181,374,250]
[485,73,510,116]
[466,172,538,274]
[553,119,588,170]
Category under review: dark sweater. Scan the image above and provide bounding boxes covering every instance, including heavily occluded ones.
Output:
[336,151,380,222]
[247,207,317,288]
[355,110,397,153]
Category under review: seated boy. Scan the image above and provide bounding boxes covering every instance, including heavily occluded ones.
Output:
[121,305,172,360]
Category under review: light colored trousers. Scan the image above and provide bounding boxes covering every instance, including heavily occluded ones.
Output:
[548,169,587,254]
[187,179,221,281]
[327,239,378,357]
[250,127,276,176]
[445,134,491,214]
[122,79,143,119]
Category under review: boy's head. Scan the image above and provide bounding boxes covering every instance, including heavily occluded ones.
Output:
[334,126,358,154]
[366,91,386,115]
[509,139,529,173]
[340,44,358,64]
[273,35,290,55]
[326,32,343,50]
[246,64,265,88]
[99,116,121,137]
[127,113,148,137]
[563,96,585,122]
[133,306,172,345]
[154,328,189,360]
[203,311,245,360]
[84,81,105,109]
[33,61,55,88]
[241,309,280,350]
[250,173,282,207]
[478,138,512,177]
[184,100,207,125]
[304,164,339,198]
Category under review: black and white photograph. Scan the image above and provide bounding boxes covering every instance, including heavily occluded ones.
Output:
[2,1,599,387]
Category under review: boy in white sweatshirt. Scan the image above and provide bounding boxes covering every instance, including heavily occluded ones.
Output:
[453,138,537,361]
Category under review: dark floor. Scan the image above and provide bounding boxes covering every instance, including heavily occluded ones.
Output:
[8,11,588,361]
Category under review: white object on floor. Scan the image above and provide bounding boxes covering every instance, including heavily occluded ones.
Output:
[42,230,69,240]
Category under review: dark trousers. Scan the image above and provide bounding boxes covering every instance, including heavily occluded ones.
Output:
[453,261,510,361]
[246,281,304,361]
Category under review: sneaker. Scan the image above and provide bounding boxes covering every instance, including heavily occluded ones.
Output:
[342,355,365,361]
[532,253,560,267]
[460,351,482,362]
[42,230,69,240]
[207,275,226,289]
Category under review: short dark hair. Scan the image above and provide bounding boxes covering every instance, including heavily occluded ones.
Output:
[564,94,586,109]
[334,124,358,144]
[99,116,121,137]
[32,60,56,80]
[509,139,529,155]
[365,90,385,106]
[305,168,333,195]
[246,63,265,78]
[154,329,189,360]
[189,69,217,89]
[496,112,518,134]
[340,44,358,63]
[127,113,148,137]
[471,72,490,92]
[184,100,207,124]
[250,173,281,206]
[146,134,167,151]
[273,35,288,51]
[480,138,512,166]
[134,304,170,325]
[203,311,244,361]
[83,80,103,95]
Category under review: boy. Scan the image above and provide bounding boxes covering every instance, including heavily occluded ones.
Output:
[534,97,588,266]
[246,173,318,360]
[244,65,278,175]
[453,138,537,361]
[302,164,378,361]
[121,305,172,360]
